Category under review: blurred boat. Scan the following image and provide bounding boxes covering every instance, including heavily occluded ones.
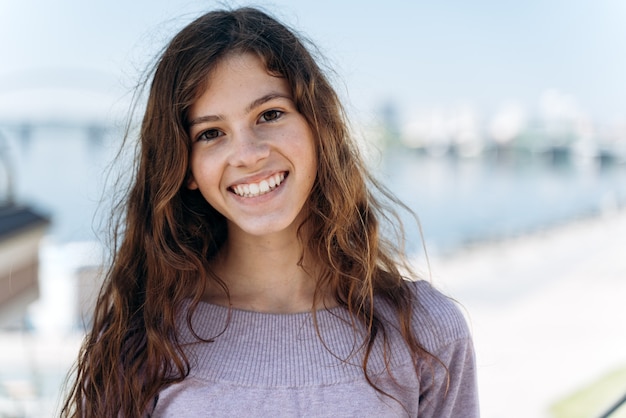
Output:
[0,204,49,326]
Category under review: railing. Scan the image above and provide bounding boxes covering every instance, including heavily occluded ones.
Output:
[599,392,626,418]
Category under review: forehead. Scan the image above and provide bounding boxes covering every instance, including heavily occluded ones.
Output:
[189,53,291,117]
[208,53,285,91]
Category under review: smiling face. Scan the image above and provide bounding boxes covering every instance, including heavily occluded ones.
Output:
[187,53,317,241]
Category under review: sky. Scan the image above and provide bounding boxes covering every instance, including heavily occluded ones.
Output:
[1,0,625,127]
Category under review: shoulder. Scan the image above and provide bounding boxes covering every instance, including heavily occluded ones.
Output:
[401,279,472,353]
[401,280,480,416]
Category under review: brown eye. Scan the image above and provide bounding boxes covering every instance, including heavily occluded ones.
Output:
[260,110,282,122]
[198,129,222,142]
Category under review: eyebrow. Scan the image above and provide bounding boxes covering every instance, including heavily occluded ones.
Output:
[188,92,292,127]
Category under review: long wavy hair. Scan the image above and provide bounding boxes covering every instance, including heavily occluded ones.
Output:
[61,7,439,417]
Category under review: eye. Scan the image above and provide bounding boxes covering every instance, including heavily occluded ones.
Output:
[197,128,223,142]
[260,110,283,123]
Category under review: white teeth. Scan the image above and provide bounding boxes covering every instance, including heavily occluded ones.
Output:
[259,180,269,193]
[231,173,286,197]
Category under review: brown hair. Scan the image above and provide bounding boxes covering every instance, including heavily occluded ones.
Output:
[61,7,438,417]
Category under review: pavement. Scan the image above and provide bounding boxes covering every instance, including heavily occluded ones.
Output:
[423,208,626,417]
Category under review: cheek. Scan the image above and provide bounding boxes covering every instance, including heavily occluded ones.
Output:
[187,153,218,191]
[293,123,317,161]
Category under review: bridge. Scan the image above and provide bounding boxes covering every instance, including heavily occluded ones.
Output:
[0,119,116,144]
[0,67,135,143]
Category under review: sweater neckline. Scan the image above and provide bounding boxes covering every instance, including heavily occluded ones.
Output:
[191,297,346,318]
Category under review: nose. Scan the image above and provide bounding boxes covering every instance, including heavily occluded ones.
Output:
[228,128,270,167]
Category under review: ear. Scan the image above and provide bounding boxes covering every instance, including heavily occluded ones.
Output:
[187,172,199,190]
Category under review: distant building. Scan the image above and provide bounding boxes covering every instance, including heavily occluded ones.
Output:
[0,204,50,327]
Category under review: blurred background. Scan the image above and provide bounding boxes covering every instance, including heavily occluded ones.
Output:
[1,0,625,417]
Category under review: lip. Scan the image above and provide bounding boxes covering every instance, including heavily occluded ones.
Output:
[228,170,288,189]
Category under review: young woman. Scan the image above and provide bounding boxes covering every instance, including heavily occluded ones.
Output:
[62,7,478,417]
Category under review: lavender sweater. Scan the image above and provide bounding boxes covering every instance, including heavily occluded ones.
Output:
[151,280,479,417]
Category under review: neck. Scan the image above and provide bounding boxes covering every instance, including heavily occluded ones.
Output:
[205,226,328,313]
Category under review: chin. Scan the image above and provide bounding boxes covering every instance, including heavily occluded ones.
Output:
[231,217,301,239]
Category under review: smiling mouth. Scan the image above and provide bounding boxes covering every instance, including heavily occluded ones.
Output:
[230,172,287,198]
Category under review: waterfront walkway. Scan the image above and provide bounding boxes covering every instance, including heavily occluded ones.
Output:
[425,208,626,417]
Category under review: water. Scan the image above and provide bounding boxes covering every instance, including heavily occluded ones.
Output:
[378,147,626,255]
[2,126,626,253]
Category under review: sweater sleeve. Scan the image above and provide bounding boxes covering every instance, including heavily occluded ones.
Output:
[418,336,479,417]
[409,280,480,417]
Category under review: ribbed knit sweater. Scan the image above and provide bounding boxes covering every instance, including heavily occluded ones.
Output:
[151,280,479,417]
